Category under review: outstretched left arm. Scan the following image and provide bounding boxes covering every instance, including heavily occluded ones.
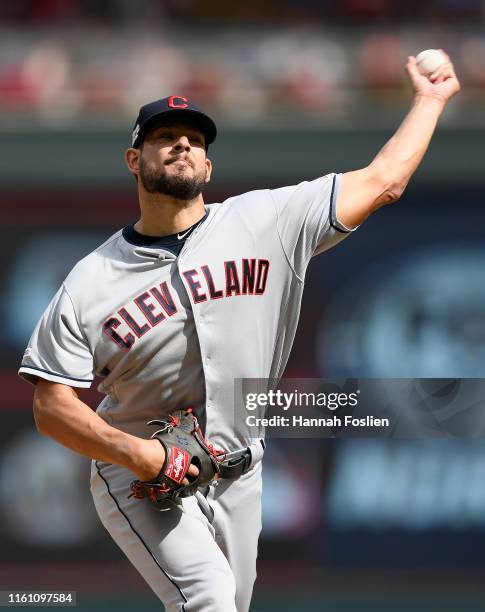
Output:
[336,52,461,230]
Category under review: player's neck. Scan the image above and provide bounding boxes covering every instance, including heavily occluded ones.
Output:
[135,193,206,237]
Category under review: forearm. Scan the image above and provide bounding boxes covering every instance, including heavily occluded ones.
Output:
[370,94,445,195]
[337,53,459,227]
[34,383,144,474]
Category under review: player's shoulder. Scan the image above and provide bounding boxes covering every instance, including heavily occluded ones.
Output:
[223,187,270,204]
[212,173,337,214]
[208,187,276,219]
[63,229,123,289]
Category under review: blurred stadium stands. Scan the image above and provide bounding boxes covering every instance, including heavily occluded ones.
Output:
[0,0,484,130]
[0,27,484,130]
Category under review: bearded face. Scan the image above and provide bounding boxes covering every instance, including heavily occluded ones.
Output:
[135,122,210,201]
[139,155,208,200]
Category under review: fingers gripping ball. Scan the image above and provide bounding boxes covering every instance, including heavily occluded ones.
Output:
[415,49,448,76]
[128,408,226,509]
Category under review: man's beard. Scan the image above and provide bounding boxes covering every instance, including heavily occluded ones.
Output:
[139,158,207,200]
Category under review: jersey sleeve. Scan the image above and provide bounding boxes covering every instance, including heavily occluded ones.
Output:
[269,172,357,277]
[18,284,94,388]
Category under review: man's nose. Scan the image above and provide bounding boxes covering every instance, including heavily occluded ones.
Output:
[173,136,191,151]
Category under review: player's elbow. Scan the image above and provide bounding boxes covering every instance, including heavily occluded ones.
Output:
[33,379,81,435]
[379,182,406,205]
[33,391,51,434]
[369,161,408,208]
[371,167,408,207]
[32,380,62,434]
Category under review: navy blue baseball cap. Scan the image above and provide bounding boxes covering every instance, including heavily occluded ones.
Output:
[131,95,217,149]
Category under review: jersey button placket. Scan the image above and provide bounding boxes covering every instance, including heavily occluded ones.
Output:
[178,257,214,413]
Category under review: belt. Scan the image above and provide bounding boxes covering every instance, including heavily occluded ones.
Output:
[194,439,265,521]
[218,438,266,480]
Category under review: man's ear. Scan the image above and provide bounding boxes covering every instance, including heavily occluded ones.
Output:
[205,157,212,183]
[125,148,140,177]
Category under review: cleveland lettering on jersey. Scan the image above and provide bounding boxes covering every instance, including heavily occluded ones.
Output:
[103,258,270,350]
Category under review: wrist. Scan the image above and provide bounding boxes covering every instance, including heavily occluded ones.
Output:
[124,435,150,476]
[413,92,447,109]
[129,436,165,481]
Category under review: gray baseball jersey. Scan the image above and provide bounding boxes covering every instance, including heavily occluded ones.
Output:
[19,172,355,611]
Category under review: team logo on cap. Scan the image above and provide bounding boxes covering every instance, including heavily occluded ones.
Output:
[132,124,140,146]
[168,96,189,109]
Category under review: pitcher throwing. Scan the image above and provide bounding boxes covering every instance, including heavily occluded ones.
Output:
[19,56,460,611]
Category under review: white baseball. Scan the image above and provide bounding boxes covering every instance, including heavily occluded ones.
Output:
[415,49,448,76]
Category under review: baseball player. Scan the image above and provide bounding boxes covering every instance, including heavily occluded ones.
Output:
[19,55,459,611]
